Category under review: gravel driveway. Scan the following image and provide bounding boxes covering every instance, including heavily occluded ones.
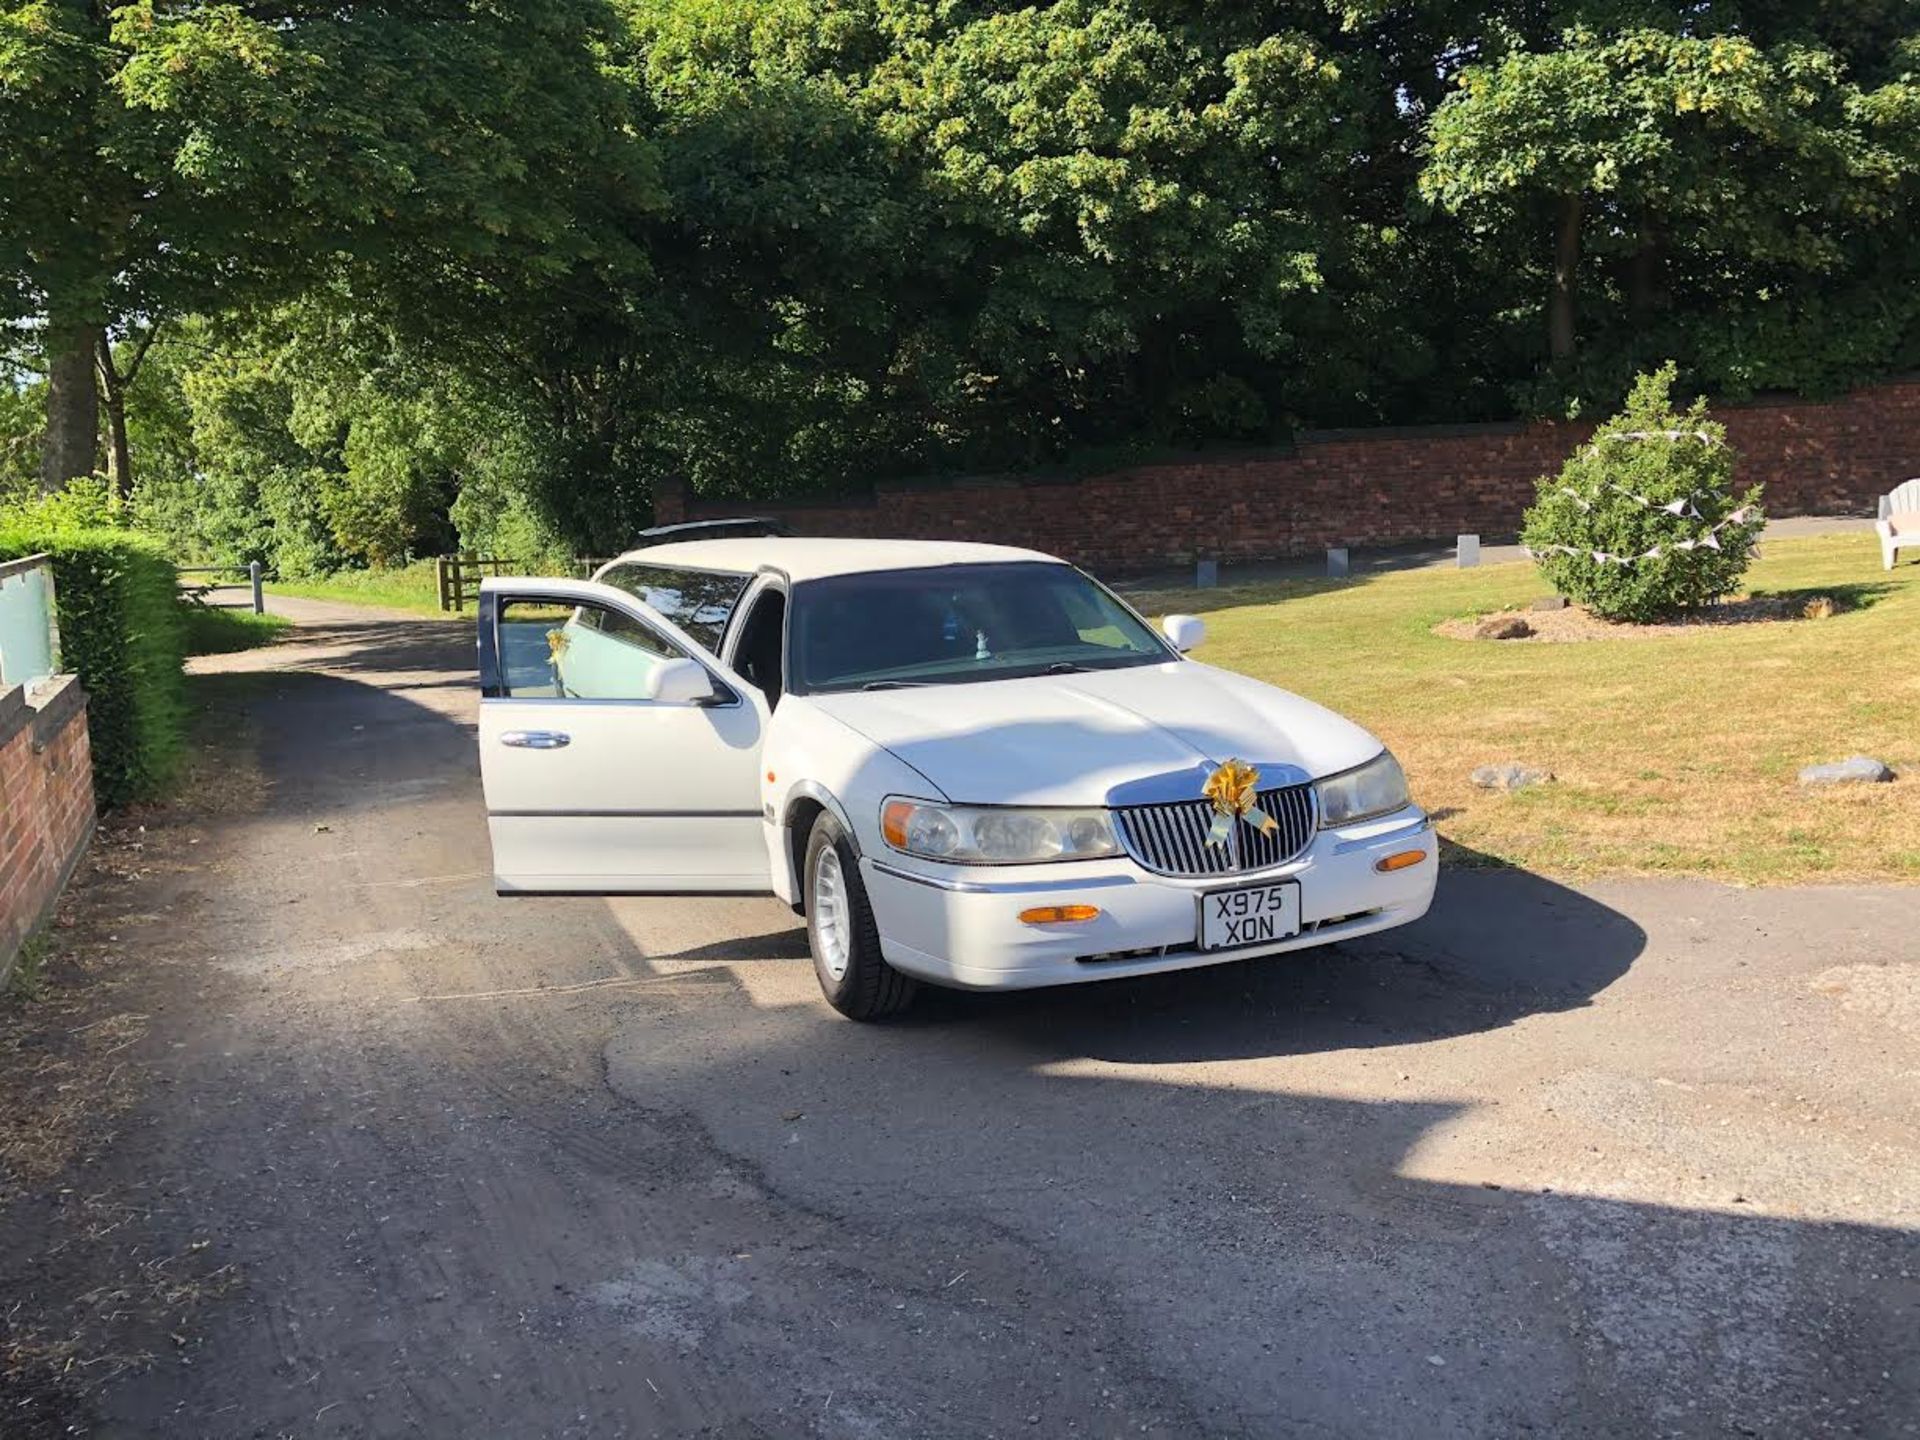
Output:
[3,598,1915,1438]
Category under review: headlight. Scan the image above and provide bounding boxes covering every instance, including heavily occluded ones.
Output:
[1316,751,1411,828]
[880,799,1121,864]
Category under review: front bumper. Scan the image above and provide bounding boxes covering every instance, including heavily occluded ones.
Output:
[860,808,1437,991]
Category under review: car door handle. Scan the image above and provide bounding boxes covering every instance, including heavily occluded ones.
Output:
[501,730,571,750]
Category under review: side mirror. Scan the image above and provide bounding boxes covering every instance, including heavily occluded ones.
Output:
[649,657,721,705]
[1162,614,1206,653]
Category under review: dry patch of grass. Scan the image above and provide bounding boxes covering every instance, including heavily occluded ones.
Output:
[1134,534,1920,883]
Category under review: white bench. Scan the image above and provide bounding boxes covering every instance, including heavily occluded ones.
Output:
[1880,478,1920,570]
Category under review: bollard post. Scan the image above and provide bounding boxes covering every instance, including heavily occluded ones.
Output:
[249,560,264,615]
[1326,547,1350,579]
[1456,534,1481,568]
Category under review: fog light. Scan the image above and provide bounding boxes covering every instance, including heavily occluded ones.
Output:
[1375,849,1428,873]
[1019,905,1102,925]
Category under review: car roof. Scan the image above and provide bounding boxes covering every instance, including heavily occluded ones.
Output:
[603,536,1062,582]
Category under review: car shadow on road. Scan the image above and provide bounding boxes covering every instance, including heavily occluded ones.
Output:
[881,848,1642,1066]
[190,636,1639,1074]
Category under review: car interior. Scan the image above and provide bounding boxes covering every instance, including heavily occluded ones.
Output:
[729,587,787,708]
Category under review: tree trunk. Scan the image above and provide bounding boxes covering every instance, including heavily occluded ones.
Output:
[1549,192,1581,363]
[1628,219,1660,327]
[96,334,133,501]
[39,324,102,492]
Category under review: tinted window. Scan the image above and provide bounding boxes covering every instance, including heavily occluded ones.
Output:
[597,563,750,652]
[790,563,1171,694]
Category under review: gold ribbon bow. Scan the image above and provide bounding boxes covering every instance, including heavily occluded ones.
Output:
[546,627,570,664]
[1203,758,1279,848]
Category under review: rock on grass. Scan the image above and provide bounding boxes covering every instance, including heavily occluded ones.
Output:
[1473,614,1534,640]
[1798,757,1896,787]
[1471,763,1553,792]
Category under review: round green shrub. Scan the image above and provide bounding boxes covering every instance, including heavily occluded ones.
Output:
[1521,365,1764,623]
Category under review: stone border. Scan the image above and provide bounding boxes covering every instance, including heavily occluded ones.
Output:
[0,683,28,750]
[28,674,87,749]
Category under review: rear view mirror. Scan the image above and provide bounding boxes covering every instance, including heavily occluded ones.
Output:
[1162,614,1206,653]
[648,657,721,705]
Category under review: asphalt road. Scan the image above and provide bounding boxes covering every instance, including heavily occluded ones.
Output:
[6,598,1918,1438]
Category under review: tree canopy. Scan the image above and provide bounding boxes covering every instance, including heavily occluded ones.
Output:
[4,0,1918,569]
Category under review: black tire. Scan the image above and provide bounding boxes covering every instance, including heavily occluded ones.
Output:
[803,813,917,1021]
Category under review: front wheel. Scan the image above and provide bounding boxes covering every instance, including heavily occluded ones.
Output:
[804,814,917,1021]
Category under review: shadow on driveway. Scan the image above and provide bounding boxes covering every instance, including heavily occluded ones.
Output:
[37,614,1909,1440]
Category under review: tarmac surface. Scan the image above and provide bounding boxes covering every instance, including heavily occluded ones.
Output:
[1,596,1914,1438]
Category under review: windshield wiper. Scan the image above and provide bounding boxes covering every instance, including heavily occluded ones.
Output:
[861,680,926,691]
[1041,661,1092,675]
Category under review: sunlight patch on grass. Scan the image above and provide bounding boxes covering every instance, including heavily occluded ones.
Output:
[181,606,293,656]
[266,560,444,616]
[1136,535,1919,884]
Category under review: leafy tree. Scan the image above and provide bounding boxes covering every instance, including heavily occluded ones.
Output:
[8,0,1915,562]
[1421,26,1920,383]
[0,0,649,494]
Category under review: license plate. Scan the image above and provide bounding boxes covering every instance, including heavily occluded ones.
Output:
[1199,880,1302,951]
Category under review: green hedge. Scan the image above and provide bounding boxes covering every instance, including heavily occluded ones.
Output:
[0,527,187,807]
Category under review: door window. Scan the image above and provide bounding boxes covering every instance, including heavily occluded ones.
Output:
[498,598,687,700]
[596,563,751,652]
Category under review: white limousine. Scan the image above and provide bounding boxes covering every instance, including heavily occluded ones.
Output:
[476,531,1437,1019]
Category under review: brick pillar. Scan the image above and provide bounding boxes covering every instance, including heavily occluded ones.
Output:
[0,677,94,983]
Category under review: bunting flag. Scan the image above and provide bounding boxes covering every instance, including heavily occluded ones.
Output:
[1523,505,1755,566]
[1585,428,1720,453]
[1565,483,1722,517]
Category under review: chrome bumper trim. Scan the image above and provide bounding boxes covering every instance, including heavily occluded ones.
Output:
[1331,812,1433,854]
[867,860,1141,896]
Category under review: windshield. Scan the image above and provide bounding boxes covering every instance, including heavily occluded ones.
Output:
[790,562,1172,694]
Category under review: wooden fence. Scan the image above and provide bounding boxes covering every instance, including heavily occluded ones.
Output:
[435,556,613,613]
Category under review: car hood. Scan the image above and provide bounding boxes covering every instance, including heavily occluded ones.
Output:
[806,661,1384,806]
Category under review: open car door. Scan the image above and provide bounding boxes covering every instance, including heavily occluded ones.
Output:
[476,577,770,893]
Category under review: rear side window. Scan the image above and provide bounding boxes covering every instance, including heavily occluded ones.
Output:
[597,563,751,653]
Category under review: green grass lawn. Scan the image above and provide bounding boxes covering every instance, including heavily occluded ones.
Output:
[265,559,445,616]
[1132,533,1919,884]
[181,605,294,656]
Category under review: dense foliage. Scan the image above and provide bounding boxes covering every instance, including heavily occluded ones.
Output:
[0,492,187,804]
[4,1,1919,567]
[1522,365,1764,621]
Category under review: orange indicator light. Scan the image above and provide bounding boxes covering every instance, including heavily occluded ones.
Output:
[882,800,914,849]
[1019,905,1102,925]
[1375,849,1428,873]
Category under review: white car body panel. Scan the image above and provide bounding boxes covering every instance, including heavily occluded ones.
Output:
[807,661,1381,806]
[476,540,1438,989]
[478,577,771,892]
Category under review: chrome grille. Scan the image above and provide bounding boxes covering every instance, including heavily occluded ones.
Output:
[1113,784,1316,878]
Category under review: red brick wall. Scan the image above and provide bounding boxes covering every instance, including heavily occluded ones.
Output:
[0,677,94,979]
[654,379,1920,570]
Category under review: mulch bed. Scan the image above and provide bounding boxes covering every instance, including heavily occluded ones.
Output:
[1436,592,1839,644]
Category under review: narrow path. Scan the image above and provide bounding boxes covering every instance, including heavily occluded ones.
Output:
[4,603,1916,1438]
